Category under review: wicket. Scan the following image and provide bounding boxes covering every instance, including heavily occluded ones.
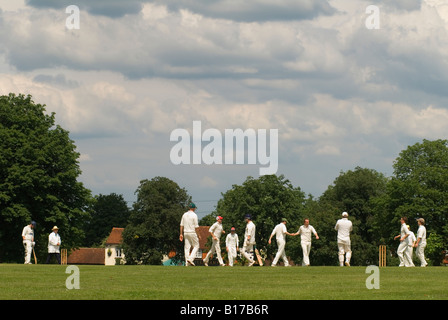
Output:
[379,245,386,267]
[61,249,68,265]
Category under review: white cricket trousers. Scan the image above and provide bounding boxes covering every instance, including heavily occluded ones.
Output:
[397,241,412,267]
[301,241,311,266]
[204,239,224,265]
[272,238,289,266]
[242,243,254,263]
[337,240,351,266]
[23,240,32,264]
[183,232,199,264]
[416,243,427,267]
[228,247,237,266]
[406,246,415,267]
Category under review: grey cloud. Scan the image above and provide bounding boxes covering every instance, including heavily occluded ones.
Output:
[156,0,336,22]
[25,0,336,21]
[26,0,143,17]
[33,73,79,88]
[369,0,422,11]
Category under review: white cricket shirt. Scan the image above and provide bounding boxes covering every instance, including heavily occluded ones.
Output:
[180,210,199,233]
[335,218,352,243]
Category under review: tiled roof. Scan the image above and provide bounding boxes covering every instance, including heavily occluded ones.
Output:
[105,227,124,245]
[67,248,105,265]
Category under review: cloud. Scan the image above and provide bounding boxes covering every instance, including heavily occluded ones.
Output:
[24,0,336,21]
[158,0,336,22]
[2,0,448,209]
[25,0,143,17]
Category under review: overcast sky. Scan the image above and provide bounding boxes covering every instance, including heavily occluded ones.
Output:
[1,0,448,218]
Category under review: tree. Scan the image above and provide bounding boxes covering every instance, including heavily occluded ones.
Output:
[0,93,92,262]
[122,177,191,265]
[203,174,306,262]
[378,139,448,265]
[84,193,130,247]
[319,167,388,265]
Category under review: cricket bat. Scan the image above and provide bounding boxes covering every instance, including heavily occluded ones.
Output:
[32,247,37,264]
[254,249,263,266]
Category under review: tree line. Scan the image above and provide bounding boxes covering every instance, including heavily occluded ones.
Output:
[0,93,446,265]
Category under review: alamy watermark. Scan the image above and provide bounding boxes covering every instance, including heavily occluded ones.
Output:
[365,5,380,30]
[65,265,80,289]
[170,121,278,175]
[365,265,380,289]
[66,5,80,30]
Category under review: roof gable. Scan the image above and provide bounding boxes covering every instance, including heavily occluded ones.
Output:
[106,227,124,245]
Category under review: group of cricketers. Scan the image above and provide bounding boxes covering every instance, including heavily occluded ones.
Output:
[180,203,428,267]
[394,216,428,267]
[180,203,355,267]
[21,203,427,267]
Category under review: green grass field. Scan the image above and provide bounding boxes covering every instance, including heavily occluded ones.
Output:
[0,264,447,300]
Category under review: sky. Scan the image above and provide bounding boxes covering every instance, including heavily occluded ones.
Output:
[1,0,448,218]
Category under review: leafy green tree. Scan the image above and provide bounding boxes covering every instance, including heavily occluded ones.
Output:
[377,139,448,265]
[319,167,388,265]
[203,174,306,261]
[84,193,130,247]
[0,93,92,262]
[122,177,191,265]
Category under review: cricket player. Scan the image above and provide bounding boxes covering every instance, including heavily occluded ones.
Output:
[293,218,319,266]
[242,214,256,267]
[269,218,293,267]
[179,203,201,266]
[405,225,416,267]
[204,216,225,266]
[46,226,62,264]
[335,212,353,267]
[22,221,36,264]
[415,218,428,267]
[225,227,239,266]
[394,217,411,267]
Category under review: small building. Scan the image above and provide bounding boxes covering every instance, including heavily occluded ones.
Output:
[105,227,125,265]
[67,227,125,265]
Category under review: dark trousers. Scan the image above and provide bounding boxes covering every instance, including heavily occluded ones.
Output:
[46,252,61,264]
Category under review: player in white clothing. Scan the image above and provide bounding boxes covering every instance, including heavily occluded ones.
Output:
[405,225,416,267]
[179,203,201,266]
[394,217,411,267]
[415,218,428,267]
[335,212,353,266]
[292,218,319,266]
[22,221,36,264]
[242,214,256,267]
[203,216,225,266]
[225,227,239,266]
[268,218,293,267]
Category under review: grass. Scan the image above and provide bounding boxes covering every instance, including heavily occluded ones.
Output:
[0,264,447,300]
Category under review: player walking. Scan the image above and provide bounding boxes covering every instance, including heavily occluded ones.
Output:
[203,216,225,266]
[335,212,353,267]
[225,227,239,266]
[415,218,428,267]
[242,214,256,267]
[268,218,293,267]
[179,203,201,266]
[394,217,411,267]
[405,225,416,267]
